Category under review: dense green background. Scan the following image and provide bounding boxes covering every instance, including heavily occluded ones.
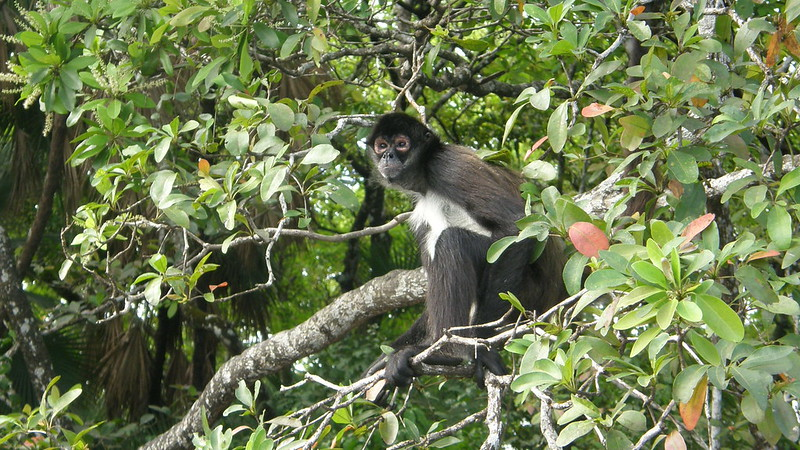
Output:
[1,0,800,448]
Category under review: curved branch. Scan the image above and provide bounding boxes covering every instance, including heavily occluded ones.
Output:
[142,268,426,450]
[16,113,66,276]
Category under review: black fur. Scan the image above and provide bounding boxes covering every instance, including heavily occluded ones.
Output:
[365,113,566,399]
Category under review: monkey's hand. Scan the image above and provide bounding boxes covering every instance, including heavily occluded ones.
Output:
[364,348,418,405]
[474,347,507,388]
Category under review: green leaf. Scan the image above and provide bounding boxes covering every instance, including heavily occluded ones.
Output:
[329,182,359,211]
[735,265,780,305]
[150,170,177,207]
[192,56,226,89]
[617,410,647,432]
[530,87,551,110]
[734,20,761,58]
[548,101,569,153]
[667,150,699,184]
[144,276,163,306]
[740,346,794,374]
[224,129,249,156]
[777,167,800,197]
[656,298,678,329]
[585,269,628,290]
[170,5,210,26]
[487,236,517,264]
[502,104,525,146]
[221,200,238,230]
[522,160,557,181]
[254,24,281,48]
[631,260,668,288]
[688,331,721,366]
[618,285,664,309]
[301,144,339,165]
[619,115,649,151]
[307,0,321,22]
[267,102,295,131]
[499,292,525,313]
[789,0,800,23]
[556,420,595,446]
[676,300,703,322]
[673,364,708,403]
[767,207,792,250]
[280,33,305,59]
[772,396,800,441]
[430,436,461,448]
[563,252,589,295]
[235,380,254,408]
[379,411,399,445]
[331,407,351,425]
[630,326,661,357]
[741,392,765,424]
[154,136,171,163]
[694,294,744,342]
[732,366,772,411]
[578,60,623,93]
[149,254,168,273]
[628,20,651,41]
[48,386,82,419]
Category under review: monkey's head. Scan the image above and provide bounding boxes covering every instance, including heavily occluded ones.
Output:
[366,113,440,191]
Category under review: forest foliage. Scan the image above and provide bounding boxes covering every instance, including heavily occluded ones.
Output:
[1,0,800,448]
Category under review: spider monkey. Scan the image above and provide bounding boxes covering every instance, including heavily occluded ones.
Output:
[364,113,566,399]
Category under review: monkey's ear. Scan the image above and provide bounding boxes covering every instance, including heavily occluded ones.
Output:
[424,131,432,141]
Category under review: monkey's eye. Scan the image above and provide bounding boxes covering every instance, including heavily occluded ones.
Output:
[374,138,389,154]
[395,138,409,151]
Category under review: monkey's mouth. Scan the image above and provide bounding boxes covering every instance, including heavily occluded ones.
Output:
[379,166,402,181]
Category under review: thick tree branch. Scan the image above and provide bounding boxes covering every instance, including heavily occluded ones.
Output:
[143,268,426,450]
[0,226,56,397]
[16,114,66,276]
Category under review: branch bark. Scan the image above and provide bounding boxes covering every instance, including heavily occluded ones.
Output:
[143,268,426,450]
[0,226,56,397]
[16,113,67,276]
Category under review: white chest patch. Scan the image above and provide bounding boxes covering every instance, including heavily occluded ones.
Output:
[409,192,492,260]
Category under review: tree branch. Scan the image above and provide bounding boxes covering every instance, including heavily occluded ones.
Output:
[142,268,426,450]
[0,226,56,397]
[16,113,66,276]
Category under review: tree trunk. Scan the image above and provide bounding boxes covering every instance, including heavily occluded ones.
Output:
[0,226,55,397]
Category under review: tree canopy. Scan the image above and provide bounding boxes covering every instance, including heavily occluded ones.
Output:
[2,0,800,448]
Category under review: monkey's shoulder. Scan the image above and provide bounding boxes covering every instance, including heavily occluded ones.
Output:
[430,145,521,188]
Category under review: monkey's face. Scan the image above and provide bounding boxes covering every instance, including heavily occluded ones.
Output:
[371,134,411,181]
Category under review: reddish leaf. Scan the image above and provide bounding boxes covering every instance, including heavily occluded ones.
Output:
[689,76,708,107]
[568,222,609,258]
[209,281,228,292]
[581,102,614,118]
[524,136,549,160]
[785,33,800,60]
[668,179,684,199]
[678,375,707,430]
[748,250,781,262]
[630,5,645,15]
[681,213,715,244]
[665,430,687,450]
[198,158,211,175]
[766,21,784,66]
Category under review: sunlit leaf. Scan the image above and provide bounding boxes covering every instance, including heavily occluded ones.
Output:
[678,376,707,430]
[568,222,609,258]
[665,430,687,450]
[580,103,614,117]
